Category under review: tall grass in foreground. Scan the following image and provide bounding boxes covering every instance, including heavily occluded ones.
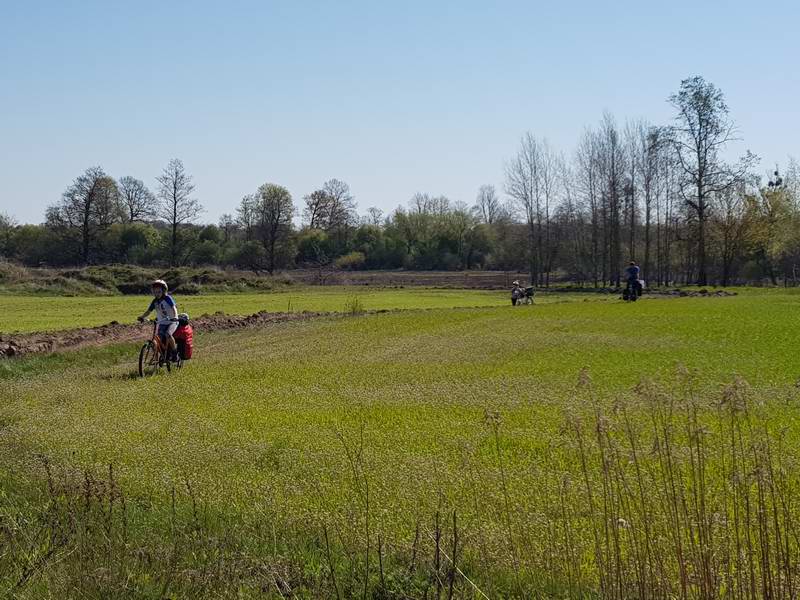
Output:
[2,368,799,598]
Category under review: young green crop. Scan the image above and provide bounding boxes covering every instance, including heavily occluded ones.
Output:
[0,287,616,333]
[2,291,799,597]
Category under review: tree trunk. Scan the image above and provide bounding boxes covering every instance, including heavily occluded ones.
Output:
[611,190,621,287]
[604,210,609,286]
[528,221,537,286]
[267,222,277,274]
[171,221,178,267]
[591,209,599,287]
[536,219,543,286]
[82,189,94,265]
[644,192,651,283]
[82,217,91,265]
[697,196,707,286]
[170,191,179,267]
[628,186,635,262]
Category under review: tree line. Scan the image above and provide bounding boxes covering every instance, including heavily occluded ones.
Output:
[1,76,798,286]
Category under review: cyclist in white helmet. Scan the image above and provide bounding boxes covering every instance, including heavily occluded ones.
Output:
[137,279,179,361]
[511,280,524,306]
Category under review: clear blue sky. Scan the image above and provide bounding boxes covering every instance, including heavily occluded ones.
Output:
[1,0,798,224]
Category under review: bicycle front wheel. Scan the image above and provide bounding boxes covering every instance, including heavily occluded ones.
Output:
[139,342,159,377]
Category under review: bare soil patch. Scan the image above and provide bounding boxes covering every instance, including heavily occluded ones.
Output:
[0,311,326,358]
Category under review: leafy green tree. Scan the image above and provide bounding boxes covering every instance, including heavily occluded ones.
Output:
[668,76,757,285]
[0,212,17,258]
[199,225,222,244]
[11,225,70,266]
[191,239,221,265]
[103,222,161,263]
[229,240,267,272]
[335,251,366,270]
[296,228,334,266]
[748,184,795,284]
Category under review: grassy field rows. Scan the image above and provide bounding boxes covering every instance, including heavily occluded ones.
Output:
[0,287,610,334]
[2,290,800,597]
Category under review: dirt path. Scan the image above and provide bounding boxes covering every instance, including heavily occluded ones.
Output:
[0,311,328,358]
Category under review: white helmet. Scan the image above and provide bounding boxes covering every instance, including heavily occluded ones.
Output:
[512,280,520,286]
[151,279,168,292]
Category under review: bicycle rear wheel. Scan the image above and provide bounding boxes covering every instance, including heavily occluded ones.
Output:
[139,342,159,377]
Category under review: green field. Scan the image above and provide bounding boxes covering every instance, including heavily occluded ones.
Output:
[2,290,800,598]
[0,287,620,334]
[0,287,564,334]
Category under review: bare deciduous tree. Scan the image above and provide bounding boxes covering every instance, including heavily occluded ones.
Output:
[364,207,384,226]
[640,127,662,280]
[47,166,123,264]
[506,133,563,285]
[598,113,626,286]
[118,176,156,222]
[575,128,603,285]
[303,190,330,229]
[218,213,236,243]
[155,158,202,266]
[505,133,544,285]
[236,194,258,241]
[540,148,561,286]
[711,182,753,285]
[303,179,357,230]
[254,183,294,274]
[474,184,501,225]
[624,120,644,262]
[323,179,356,231]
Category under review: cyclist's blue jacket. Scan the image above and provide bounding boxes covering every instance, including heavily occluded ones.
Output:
[148,294,178,325]
[625,265,640,281]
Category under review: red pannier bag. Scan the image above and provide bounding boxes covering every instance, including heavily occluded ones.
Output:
[173,324,194,359]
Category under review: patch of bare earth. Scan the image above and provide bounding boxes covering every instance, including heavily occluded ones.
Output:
[0,311,327,358]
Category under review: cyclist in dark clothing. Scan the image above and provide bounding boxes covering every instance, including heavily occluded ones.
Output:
[625,262,640,283]
[624,262,642,297]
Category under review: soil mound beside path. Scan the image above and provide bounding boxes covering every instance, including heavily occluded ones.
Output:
[0,311,326,358]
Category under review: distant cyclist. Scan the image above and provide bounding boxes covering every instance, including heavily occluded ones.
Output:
[624,261,641,297]
[511,280,524,306]
[137,279,179,362]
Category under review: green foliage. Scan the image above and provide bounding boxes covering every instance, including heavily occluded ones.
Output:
[295,228,333,265]
[199,224,222,243]
[334,250,366,270]
[228,240,267,271]
[190,239,221,265]
[0,264,300,299]
[343,294,364,314]
[11,225,75,266]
